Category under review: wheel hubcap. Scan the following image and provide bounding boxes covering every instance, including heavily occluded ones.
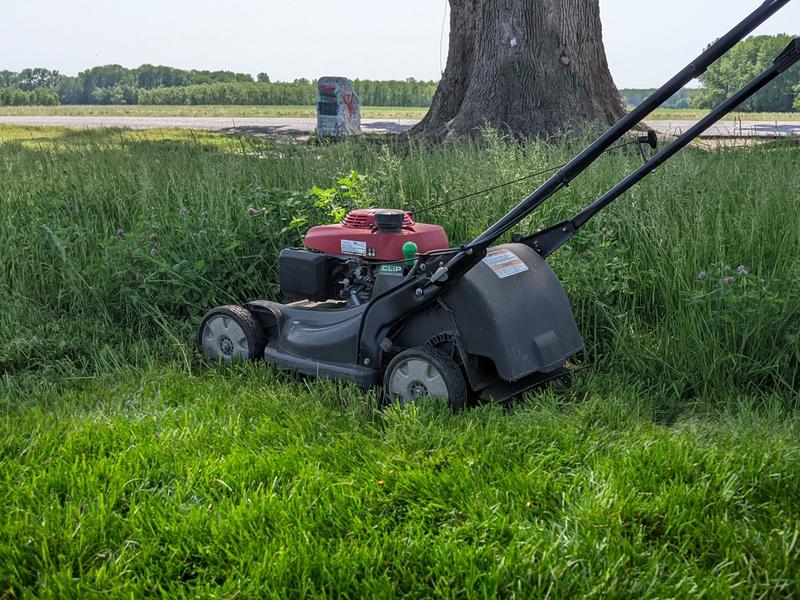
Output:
[218,336,234,356]
[388,358,448,405]
[201,315,249,361]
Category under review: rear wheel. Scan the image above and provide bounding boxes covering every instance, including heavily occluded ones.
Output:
[382,346,467,412]
[197,305,266,362]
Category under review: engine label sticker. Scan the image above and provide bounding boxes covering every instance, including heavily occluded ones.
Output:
[482,249,529,279]
[341,239,367,256]
[379,264,404,277]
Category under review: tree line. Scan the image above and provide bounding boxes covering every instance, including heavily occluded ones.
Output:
[0,65,255,106]
[623,35,800,112]
[0,64,438,107]
[620,88,696,110]
[1,35,797,110]
[138,79,438,107]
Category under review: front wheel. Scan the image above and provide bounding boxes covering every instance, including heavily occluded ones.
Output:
[382,346,467,412]
[197,305,266,362]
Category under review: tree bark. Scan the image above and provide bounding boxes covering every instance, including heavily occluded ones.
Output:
[413,0,626,140]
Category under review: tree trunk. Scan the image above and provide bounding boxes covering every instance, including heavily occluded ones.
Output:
[413,0,626,140]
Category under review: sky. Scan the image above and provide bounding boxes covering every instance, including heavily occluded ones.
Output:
[1,0,798,88]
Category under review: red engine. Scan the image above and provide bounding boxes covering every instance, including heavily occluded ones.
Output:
[305,208,449,261]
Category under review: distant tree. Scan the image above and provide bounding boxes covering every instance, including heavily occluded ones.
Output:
[0,68,62,91]
[257,73,271,83]
[0,70,17,87]
[56,77,82,104]
[187,69,253,85]
[0,86,59,106]
[32,87,60,105]
[620,88,690,109]
[78,65,135,103]
[90,87,111,104]
[692,35,800,112]
[350,79,437,107]
[135,65,189,89]
[794,85,800,110]
[112,83,138,104]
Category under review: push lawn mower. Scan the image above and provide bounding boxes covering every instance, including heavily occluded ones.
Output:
[199,0,799,410]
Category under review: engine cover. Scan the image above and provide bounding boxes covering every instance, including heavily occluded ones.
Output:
[304,208,449,261]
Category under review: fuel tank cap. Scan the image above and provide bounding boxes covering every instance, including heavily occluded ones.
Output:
[373,209,406,233]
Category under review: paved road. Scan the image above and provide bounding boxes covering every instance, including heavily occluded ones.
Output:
[0,116,798,139]
[647,120,800,138]
[0,116,418,136]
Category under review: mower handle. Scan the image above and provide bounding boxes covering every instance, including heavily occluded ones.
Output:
[357,0,795,369]
[437,0,793,281]
[526,36,800,257]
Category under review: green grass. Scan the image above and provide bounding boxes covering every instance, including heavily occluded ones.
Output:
[646,107,800,121]
[0,105,427,119]
[1,124,799,596]
[2,366,800,597]
[1,104,798,122]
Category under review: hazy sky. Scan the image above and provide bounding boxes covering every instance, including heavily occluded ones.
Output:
[2,0,798,88]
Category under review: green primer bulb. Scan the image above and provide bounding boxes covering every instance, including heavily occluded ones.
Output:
[402,241,418,265]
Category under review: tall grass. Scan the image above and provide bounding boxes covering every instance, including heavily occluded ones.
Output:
[1,126,800,597]
[1,126,797,401]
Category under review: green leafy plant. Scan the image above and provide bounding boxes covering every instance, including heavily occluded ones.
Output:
[309,170,375,223]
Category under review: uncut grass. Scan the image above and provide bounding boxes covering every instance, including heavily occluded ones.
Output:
[1,125,798,399]
[1,126,800,597]
[1,366,799,597]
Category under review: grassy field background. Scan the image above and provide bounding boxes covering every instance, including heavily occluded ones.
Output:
[1,104,799,122]
[0,105,427,120]
[1,124,799,596]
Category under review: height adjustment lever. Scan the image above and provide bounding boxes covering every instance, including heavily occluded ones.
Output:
[636,130,658,163]
[638,130,658,150]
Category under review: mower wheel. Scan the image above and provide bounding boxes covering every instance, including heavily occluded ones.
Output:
[382,346,467,412]
[197,305,266,363]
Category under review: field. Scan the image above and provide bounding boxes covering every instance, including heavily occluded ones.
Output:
[0,104,799,122]
[1,125,800,597]
[647,107,800,122]
[0,105,429,120]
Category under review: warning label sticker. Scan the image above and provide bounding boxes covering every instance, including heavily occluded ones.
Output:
[340,239,367,256]
[482,249,529,279]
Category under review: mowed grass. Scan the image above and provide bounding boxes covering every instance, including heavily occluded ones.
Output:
[1,124,799,596]
[0,104,428,120]
[647,107,800,122]
[2,366,800,597]
[1,104,798,122]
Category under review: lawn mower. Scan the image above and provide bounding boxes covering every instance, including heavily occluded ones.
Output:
[199,0,799,410]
